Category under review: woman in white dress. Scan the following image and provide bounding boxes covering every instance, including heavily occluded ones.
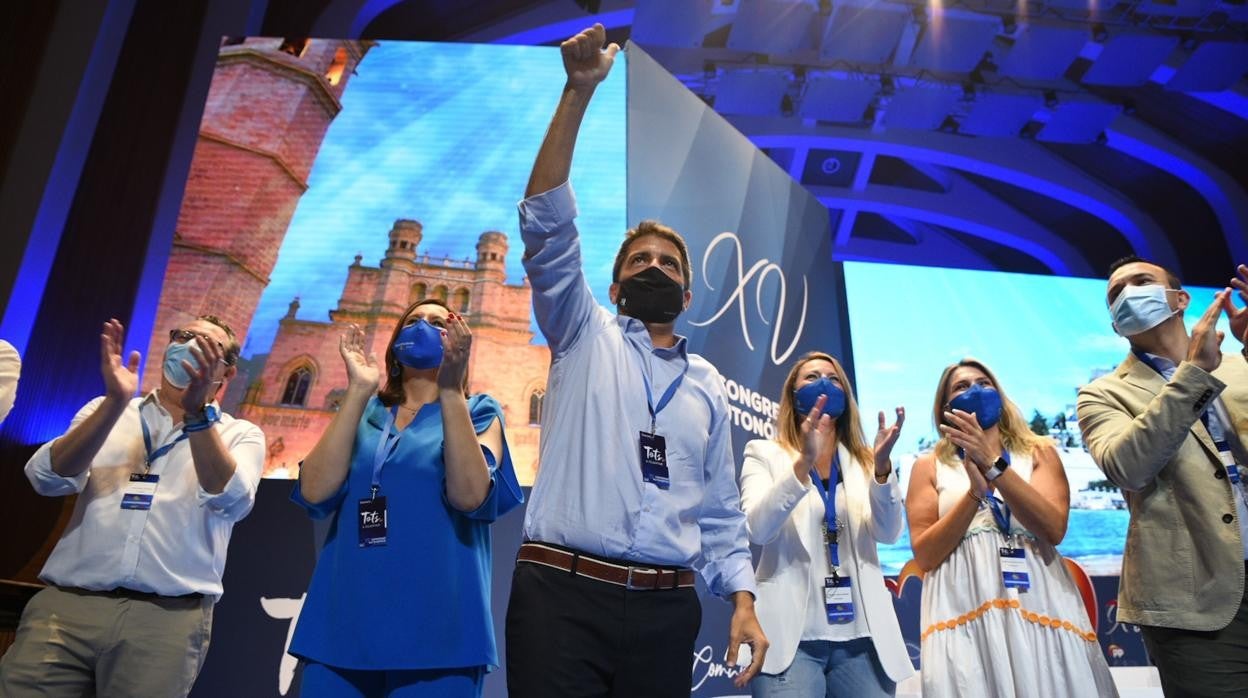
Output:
[905,358,1117,697]
[740,351,915,697]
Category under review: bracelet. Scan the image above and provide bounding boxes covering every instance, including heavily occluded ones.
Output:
[966,489,987,506]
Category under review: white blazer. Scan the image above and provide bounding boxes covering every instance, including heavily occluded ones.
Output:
[738,439,915,681]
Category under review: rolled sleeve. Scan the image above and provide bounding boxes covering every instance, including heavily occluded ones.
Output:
[198,423,264,521]
[518,181,579,243]
[24,396,105,496]
[26,438,89,495]
[518,182,601,359]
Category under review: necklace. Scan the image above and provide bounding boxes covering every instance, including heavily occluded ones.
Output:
[397,404,420,413]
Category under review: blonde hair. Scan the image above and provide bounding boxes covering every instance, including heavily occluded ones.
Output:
[776,351,874,473]
[930,357,1047,465]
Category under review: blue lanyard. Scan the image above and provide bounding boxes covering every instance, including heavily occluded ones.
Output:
[641,359,688,435]
[809,452,842,569]
[370,406,403,498]
[987,495,1012,540]
[140,408,188,472]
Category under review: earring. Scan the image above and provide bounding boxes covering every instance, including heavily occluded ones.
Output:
[389,364,400,377]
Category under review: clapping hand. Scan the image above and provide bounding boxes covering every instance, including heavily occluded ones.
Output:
[179,331,226,414]
[873,406,905,476]
[940,409,997,495]
[100,319,140,403]
[794,394,834,483]
[1226,264,1248,346]
[339,324,379,392]
[562,23,619,91]
[1188,290,1228,373]
[436,313,471,393]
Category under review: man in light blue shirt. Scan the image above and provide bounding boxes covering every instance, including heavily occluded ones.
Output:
[504,23,767,698]
[0,316,264,697]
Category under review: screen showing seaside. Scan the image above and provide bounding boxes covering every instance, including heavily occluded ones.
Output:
[843,261,1237,576]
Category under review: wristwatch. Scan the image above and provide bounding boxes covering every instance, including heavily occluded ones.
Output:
[183,404,220,433]
[984,456,1010,482]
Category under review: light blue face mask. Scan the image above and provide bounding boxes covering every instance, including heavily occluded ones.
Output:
[1110,284,1178,337]
[162,339,199,389]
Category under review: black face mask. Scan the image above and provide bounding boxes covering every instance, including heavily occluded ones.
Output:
[617,266,685,324]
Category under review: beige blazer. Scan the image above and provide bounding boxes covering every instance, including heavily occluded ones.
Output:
[737,439,915,681]
[1076,353,1248,630]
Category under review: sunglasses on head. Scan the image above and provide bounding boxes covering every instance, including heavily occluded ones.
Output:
[169,328,237,366]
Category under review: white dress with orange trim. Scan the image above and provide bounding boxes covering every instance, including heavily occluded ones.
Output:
[919,451,1118,697]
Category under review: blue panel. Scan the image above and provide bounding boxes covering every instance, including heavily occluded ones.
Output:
[1164,41,1248,93]
[715,68,789,116]
[631,0,712,49]
[1037,100,1122,144]
[1082,34,1178,86]
[997,24,1088,81]
[909,10,1001,73]
[726,0,818,55]
[819,0,910,64]
[799,75,878,122]
[884,85,962,131]
[960,92,1042,137]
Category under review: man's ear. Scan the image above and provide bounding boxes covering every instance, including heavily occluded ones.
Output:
[1174,288,1191,313]
[682,289,692,310]
[609,282,620,305]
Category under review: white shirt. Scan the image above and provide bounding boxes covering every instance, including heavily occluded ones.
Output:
[0,339,19,424]
[25,392,265,598]
[801,480,869,642]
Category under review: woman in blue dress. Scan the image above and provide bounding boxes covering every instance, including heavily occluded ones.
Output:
[290,299,523,697]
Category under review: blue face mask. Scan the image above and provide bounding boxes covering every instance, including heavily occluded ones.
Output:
[162,339,199,389]
[392,319,444,370]
[794,377,847,419]
[947,384,1003,429]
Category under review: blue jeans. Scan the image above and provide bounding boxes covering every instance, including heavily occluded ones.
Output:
[751,638,895,698]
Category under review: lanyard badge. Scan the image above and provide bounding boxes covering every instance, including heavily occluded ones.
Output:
[359,406,402,548]
[121,473,160,510]
[811,453,855,623]
[988,493,1030,590]
[638,360,687,491]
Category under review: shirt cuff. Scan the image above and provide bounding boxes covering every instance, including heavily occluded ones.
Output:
[518,181,578,241]
[197,467,251,513]
[25,439,89,495]
[716,558,759,599]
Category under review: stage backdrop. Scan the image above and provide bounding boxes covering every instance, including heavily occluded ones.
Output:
[128,34,1212,698]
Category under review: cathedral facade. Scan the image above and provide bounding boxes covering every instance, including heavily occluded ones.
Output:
[237,222,548,484]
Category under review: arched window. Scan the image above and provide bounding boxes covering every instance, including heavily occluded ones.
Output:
[281,367,312,406]
[528,390,545,426]
[452,288,470,313]
[432,285,448,302]
[325,46,348,86]
[410,282,427,303]
[277,38,309,58]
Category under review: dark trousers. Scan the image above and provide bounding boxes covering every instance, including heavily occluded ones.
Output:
[1140,562,1248,698]
[505,560,702,698]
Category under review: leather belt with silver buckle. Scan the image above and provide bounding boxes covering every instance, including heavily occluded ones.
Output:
[516,542,695,591]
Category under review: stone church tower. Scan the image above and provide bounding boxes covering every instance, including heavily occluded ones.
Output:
[142,37,371,390]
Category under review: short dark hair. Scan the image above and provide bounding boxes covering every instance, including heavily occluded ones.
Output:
[1107,255,1181,290]
[611,220,692,289]
[197,315,241,365]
